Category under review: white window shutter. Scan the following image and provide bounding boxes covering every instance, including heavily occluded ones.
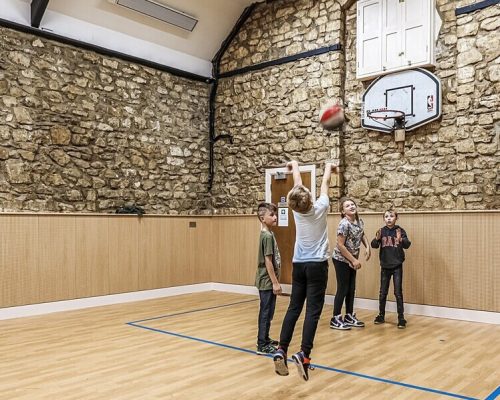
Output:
[382,0,403,70]
[357,0,383,78]
[402,0,430,66]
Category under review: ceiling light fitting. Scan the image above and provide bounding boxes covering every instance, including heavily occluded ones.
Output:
[108,0,198,31]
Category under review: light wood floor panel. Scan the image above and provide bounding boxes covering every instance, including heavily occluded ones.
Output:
[1,292,498,400]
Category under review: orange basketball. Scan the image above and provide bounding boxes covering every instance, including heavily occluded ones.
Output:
[319,103,344,130]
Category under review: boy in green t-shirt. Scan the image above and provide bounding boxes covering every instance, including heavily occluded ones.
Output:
[255,202,282,355]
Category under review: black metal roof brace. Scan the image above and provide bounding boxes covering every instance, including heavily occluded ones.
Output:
[207,3,256,191]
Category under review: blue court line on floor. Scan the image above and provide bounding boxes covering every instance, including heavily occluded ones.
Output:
[128,298,258,324]
[485,386,500,400]
[126,301,482,400]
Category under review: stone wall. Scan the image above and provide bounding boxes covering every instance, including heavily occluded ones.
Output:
[212,0,499,212]
[0,27,211,214]
[1,0,498,215]
[342,0,499,210]
[214,0,345,213]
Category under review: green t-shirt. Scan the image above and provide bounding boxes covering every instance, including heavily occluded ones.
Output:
[255,230,281,290]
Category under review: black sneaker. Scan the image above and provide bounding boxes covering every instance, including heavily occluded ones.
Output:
[344,313,365,327]
[330,315,351,330]
[273,348,289,376]
[397,318,407,329]
[292,351,313,381]
[374,314,385,324]
[256,344,277,355]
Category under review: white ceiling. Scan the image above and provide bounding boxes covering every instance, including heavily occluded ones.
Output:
[1,0,261,77]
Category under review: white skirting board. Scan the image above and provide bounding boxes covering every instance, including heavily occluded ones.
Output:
[1,282,499,325]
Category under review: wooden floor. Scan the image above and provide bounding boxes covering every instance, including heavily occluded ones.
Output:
[0,292,498,400]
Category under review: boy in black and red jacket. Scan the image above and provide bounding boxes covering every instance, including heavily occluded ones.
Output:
[371,209,411,328]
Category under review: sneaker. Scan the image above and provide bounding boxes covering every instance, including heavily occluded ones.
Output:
[344,313,365,327]
[397,318,407,329]
[330,315,351,330]
[292,351,314,381]
[256,344,277,355]
[273,348,289,376]
[374,314,385,324]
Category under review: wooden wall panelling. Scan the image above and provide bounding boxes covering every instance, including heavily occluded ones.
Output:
[216,217,240,284]
[493,213,500,311]
[168,218,191,287]
[423,213,463,308]
[75,216,110,298]
[138,217,171,290]
[208,217,220,283]
[356,214,383,300]
[400,214,425,305]
[108,216,140,294]
[189,218,214,284]
[216,217,259,285]
[37,216,76,303]
[0,215,39,307]
[461,213,497,311]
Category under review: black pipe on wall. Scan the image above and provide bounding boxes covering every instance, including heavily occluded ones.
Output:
[207,3,257,191]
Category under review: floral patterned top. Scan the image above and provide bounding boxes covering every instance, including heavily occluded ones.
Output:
[332,217,365,265]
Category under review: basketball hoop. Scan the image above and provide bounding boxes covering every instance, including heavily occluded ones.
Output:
[366,109,406,154]
[366,109,406,130]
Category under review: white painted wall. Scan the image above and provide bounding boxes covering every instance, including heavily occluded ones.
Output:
[0,0,260,77]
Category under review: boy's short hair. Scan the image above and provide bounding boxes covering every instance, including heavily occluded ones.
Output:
[287,185,312,214]
[257,202,277,221]
[384,208,398,218]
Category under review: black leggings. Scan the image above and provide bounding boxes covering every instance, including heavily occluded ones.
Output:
[333,259,357,316]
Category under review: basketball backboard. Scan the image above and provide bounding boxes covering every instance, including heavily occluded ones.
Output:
[361,68,441,133]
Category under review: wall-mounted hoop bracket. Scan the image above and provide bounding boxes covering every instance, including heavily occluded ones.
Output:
[366,109,407,154]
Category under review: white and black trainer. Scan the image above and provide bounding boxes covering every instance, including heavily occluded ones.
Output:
[330,315,351,330]
[344,313,365,327]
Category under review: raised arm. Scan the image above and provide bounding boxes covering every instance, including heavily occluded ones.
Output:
[286,160,302,186]
[371,229,381,248]
[398,228,411,249]
[320,162,340,197]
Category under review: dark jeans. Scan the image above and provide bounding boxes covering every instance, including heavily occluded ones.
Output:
[279,261,328,358]
[333,259,357,316]
[379,265,404,317]
[257,289,277,348]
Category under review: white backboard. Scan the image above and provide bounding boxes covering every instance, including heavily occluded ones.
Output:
[361,68,442,132]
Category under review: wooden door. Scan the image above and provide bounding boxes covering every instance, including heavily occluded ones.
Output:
[270,171,312,284]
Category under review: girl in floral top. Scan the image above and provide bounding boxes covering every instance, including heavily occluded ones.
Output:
[330,197,371,330]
